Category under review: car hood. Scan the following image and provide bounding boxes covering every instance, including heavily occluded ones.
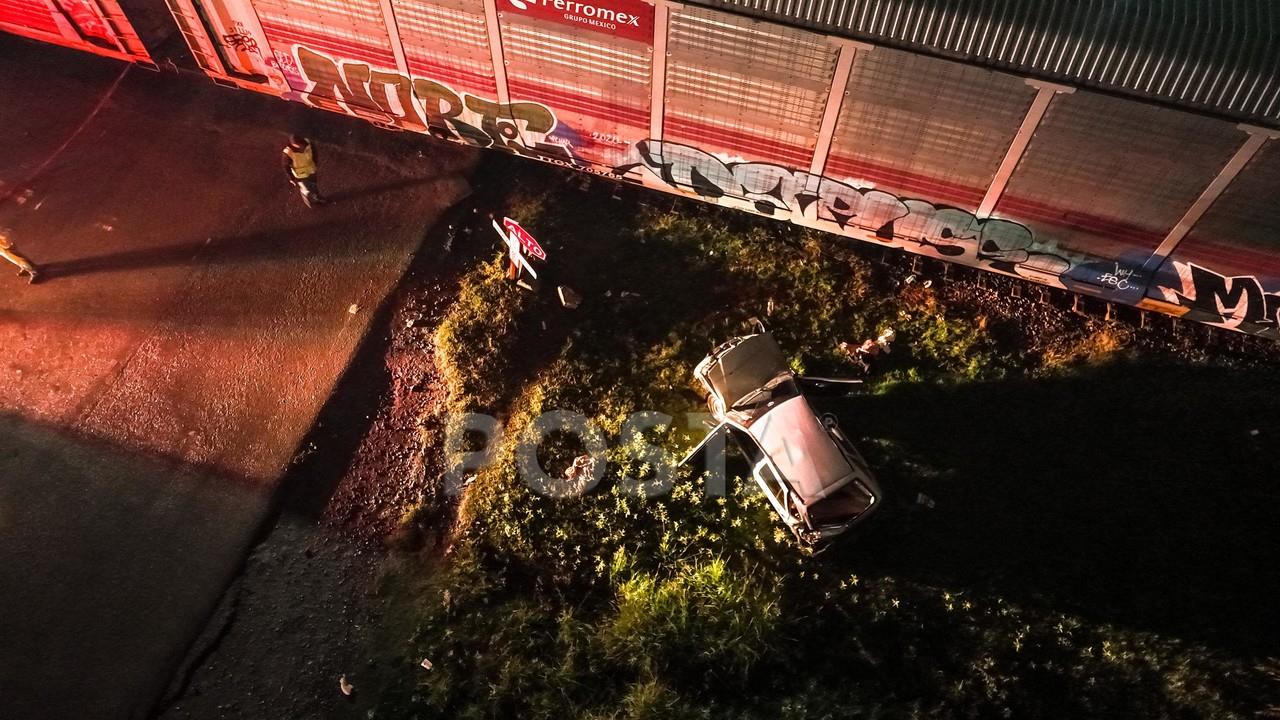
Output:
[698,333,790,410]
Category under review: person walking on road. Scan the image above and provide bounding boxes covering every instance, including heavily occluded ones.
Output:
[0,229,38,284]
[282,135,328,208]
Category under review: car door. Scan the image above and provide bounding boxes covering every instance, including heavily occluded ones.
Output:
[753,458,799,529]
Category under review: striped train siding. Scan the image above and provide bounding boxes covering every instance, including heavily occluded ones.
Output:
[694,0,1280,128]
[5,0,1280,336]
[0,0,60,35]
[2,0,152,60]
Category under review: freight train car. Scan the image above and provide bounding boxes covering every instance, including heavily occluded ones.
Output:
[5,0,1279,339]
[1,0,153,62]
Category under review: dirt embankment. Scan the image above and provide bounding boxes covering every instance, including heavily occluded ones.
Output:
[159,160,515,719]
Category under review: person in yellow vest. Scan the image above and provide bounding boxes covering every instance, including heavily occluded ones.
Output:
[282,135,328,208]
[0,229,38,284]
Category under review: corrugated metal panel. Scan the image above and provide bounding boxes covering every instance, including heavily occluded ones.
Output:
[1,0,64,36]
[1145,141,1280,329]
[393,0,495,97]
[664,5,838,167]
[1,0,153,61]
[1175,141,1280,272]
[501,12,652,168]
[690,0,1280,127]
[254,0,397,78]
[994,89,1246,261]
[825,45,1037,208]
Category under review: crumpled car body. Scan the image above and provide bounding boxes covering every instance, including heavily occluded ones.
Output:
[689,333,881,546]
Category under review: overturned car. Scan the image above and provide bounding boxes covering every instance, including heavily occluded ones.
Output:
[685,333,881,547]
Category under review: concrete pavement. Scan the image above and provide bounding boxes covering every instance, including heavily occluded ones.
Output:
[0,36,474,718]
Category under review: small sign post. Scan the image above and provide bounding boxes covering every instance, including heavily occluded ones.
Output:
[493,217,540,280]
[502,217,547,261]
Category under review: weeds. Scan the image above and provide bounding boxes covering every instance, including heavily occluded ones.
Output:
[369,167,1279,719]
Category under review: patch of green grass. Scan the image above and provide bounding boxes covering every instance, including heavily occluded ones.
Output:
[602,554,780,681]
[434,253,530,414]
[369,170,1279,719]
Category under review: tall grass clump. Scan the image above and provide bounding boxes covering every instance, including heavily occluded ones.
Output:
[602,554,781,681]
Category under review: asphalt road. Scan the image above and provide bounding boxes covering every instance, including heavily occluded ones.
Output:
[0,36,474,719]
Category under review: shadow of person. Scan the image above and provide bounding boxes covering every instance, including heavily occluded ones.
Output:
[820,358,1280,655]
[37,218,370,280]
[324,176,438,203]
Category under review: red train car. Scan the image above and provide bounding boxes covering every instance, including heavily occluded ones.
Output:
[6,0,1280,338]
[1,0,152,62]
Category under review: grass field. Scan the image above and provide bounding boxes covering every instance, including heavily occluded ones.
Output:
[368,157,1280,719]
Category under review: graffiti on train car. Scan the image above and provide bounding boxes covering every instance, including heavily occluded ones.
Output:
[614,139,1079,286]
[1157,262,1280,337]
[293,47,577,164]
[281,60,1280,340]
[222,28,260,55]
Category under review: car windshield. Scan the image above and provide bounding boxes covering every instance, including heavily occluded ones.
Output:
[733,375,798,412]
[805,482,874,527]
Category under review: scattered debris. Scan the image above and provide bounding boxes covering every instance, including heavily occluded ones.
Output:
[840,328,895,374]
[604,289,641,301]
[563,454,595,483]
[420,658,434,671]
[339,675,355,696]
[348,303,360,315]
[915,493,937,509]
[558,285,581,309]
[1250,429,1260,436]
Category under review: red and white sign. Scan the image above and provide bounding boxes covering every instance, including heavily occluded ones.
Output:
[503,217,547,261]
[493,218,539,279]
[503,0,654,43]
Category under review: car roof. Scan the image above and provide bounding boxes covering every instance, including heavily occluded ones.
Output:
[746,395,857,503]
[701,333,789,410]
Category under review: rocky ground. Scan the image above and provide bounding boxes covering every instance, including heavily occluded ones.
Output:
[156,189,491,720]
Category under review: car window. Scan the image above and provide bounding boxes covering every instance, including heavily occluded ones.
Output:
[754,461,787,502]
[733,429,765,466]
